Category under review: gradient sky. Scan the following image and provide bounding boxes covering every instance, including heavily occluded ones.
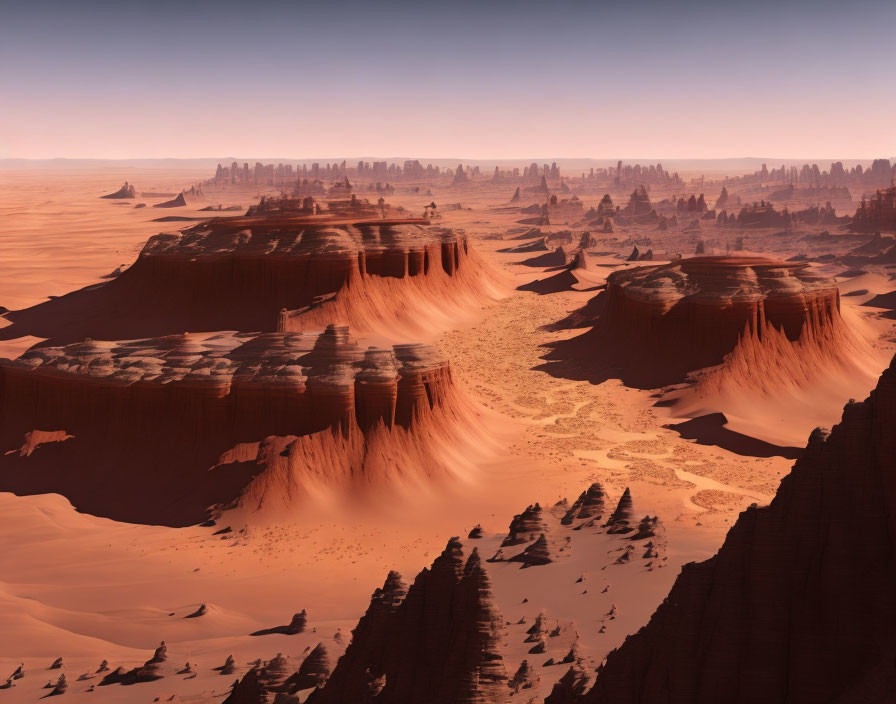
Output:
[2,0,895,160]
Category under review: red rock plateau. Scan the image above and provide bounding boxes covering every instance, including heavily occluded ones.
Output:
[568,354,896,704]
[0,213,499,346]
[0,325,472,525]
[568,256,844,388]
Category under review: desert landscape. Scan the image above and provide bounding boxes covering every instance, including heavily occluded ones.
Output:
[2,1,896,702]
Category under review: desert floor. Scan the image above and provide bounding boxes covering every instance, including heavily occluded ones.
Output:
[0,167,892,702]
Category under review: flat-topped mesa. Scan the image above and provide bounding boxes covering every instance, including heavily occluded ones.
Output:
[0,326,455,525]
[8,214,480,343]
[580,355,896,704]
[595,256,842,386]
[308,541,509,704]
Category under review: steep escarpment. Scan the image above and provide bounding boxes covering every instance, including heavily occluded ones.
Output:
[0,325,469,525]
[0,216,499,345]
[308,538,509,704]
[587,256,843,387]
[579,356,896,704]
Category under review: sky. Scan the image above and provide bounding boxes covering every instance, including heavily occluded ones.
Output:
[1,0,895,160]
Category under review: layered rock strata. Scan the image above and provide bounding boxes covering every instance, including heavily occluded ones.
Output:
[0,325,456,524]
[592,256,842,387]
[579,355,896,704]
[0,216,487,344]
[308,539,509,704]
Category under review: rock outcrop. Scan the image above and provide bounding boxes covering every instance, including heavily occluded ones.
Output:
[100,181,136,199]
[251,610,308,637]
[308,539,508,704]
[501,504,548,546]
[0,215,491,344]
[0,326,461,525]
[588,256,842,387]
[561,483,606,525]
[153,192,188,208]
[579,355,896,704]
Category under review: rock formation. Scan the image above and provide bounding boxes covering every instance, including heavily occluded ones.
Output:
[100,181,136,199]
[0,215,490,344]
[308,539,508,704]
[852,185,896,232]
[579,355,896,704]
[48,673,67,696]
[286,643,331,691]
[585,256,843,387]
[561,482,606,525]
[501,504,548,546]
[153,191,188,208]
[251,609,308,636]
[603,489,634,534]
[100,641,168,685]
[223,667,268,704]
[622,186,652,216]
[184,604,208,618]
[0,326,461,524]
[508,533,553,567]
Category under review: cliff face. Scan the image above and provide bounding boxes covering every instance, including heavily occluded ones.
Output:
[593,256,842,387]
[0,326,460,525]
[308,539,509,704]
[0,217,495,345]
[580,355,896,704]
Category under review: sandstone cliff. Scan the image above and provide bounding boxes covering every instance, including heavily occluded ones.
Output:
[580,355,896,704]
[591,256,842,387]
[0,326,465,525]
[0,217,498,345]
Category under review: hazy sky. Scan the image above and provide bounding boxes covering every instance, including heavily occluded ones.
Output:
[2,0,894,160]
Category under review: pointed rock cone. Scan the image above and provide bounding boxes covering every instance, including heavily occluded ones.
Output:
[560,642,579,664]
[258,653,290,691]
[509,533,553,567]
[48,673,68,696]
[310,542,508,703]
[288,609,308,634]
[544,664,591,704]
[96,660,109,673]
[525,612,548,638]
[288,643,331,690]
[10,664,23,680]
[222,667,267,704]
[49,658,63,670]
[629,515,659,540]
[467,524,483,539]
[604,488,635,534]
[501,504,547,546]
[528,638,546,654]
[218,655,236,675]
[626,246,640,261]
[562,482,606,525]
[510,187,521,203]
[508,660,539,693]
